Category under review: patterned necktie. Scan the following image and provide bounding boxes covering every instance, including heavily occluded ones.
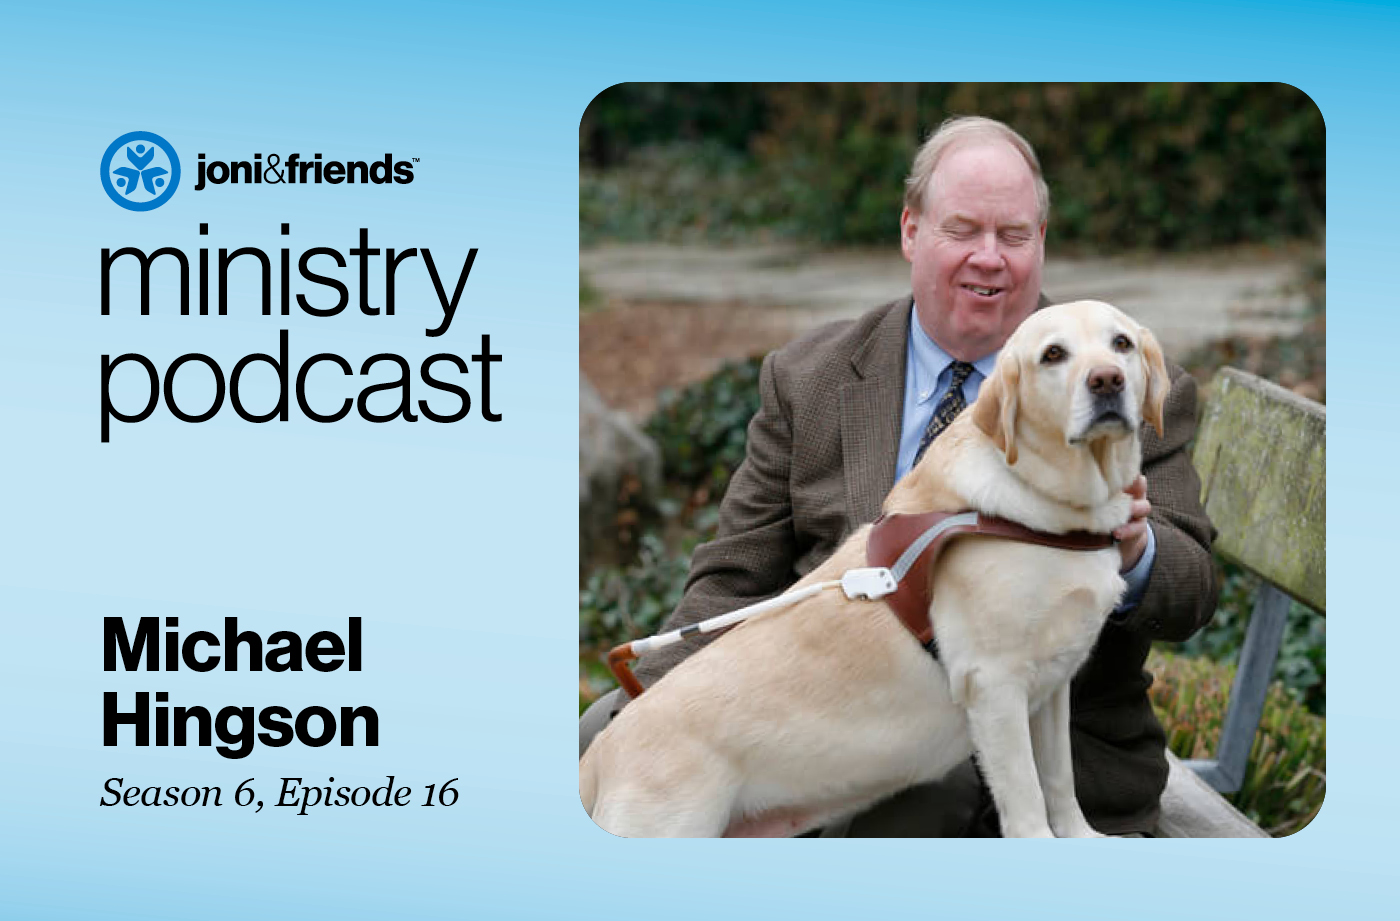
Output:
[913,361,976,465]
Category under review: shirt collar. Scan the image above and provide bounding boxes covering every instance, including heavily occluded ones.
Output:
[908,303,1000,405]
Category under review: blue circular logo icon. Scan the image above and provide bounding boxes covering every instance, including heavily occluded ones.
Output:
[101,131,180,211]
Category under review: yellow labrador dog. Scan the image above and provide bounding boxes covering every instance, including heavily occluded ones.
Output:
[581,300,1169,838]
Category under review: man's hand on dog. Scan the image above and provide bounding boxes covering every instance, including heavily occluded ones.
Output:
[1114,474,1151,572]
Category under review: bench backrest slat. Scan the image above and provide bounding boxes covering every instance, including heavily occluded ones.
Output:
[1192,368,1326,614]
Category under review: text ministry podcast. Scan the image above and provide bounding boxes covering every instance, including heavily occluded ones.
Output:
[98,224,503,443]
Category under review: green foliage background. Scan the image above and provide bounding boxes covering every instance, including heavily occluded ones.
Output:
[581,83,1324,251]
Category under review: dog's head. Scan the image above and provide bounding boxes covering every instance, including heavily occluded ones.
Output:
[971,300,1168,479]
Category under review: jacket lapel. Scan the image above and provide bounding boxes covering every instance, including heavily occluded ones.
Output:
[840,297,912,527]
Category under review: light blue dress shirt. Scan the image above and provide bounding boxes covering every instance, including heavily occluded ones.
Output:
[895,306,1154,613]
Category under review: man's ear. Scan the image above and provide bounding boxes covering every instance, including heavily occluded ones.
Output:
[899,207,918,263]
[1139,327,1169,437]
[971,352,1020,465]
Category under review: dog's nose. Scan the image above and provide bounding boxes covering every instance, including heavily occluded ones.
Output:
[1087,366,1125,396]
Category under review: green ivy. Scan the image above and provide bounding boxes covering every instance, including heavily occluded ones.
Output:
[579,531,691,652]
[644,357,765,494]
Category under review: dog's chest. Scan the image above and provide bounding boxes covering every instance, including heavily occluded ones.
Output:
[929,537,1124,684]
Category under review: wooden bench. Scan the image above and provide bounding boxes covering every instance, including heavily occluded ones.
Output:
[1155,367,1326,837]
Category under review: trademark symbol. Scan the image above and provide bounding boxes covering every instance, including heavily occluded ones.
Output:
[412,158,420,162]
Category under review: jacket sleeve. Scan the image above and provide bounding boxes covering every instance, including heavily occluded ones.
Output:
[633,350,803,686]
[1116,366,1220,641]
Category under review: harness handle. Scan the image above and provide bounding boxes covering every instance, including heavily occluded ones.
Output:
[607,643,645,699]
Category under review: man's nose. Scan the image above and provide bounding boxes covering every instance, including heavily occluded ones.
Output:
[968,232,1004,268]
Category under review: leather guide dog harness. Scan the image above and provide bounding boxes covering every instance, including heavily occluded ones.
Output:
[864,511,1117,656]
[606,511,1116,698]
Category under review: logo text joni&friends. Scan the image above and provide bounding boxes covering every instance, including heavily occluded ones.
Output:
[101,131,416,211]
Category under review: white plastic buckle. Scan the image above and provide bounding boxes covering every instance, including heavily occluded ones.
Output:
[840,567,898,600]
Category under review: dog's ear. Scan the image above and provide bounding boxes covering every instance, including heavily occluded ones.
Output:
[1140,326,1169,437]
[971,351,1020,465]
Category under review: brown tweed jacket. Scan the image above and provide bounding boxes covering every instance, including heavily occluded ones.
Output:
[632,295,1219,835]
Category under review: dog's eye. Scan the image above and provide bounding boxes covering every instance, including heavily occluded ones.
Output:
[1112,334,1135,353]
[1040,345,1067,364]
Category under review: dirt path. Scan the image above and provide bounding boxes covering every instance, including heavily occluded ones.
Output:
[581,242,1319,417]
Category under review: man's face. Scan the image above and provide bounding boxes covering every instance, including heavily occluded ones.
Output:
[900,140,1046,362]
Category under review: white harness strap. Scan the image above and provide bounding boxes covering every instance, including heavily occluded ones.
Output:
[629,581,841,656]
[888,511,979,583]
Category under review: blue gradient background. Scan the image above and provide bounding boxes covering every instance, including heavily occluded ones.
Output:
[0,1,1368,918]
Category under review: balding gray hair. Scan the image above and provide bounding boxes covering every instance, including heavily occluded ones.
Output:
[904,116,1050,223]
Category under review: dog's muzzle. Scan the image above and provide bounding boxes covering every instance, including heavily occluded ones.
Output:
[1071,366,1134,441]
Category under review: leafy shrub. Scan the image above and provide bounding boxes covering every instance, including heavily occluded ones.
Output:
[1148,650,1325,836]
[580,82,771,169]
[644,356,764,495]
[580,142,786,246]
[1165,560,1326,715]
[579,530,691,651]
[581,83,1324,252]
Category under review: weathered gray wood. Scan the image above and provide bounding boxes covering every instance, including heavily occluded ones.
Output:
[1185,582,1292,793]
[1192,367,1325,613]
[1156,752,1269,837]
[1170,367,1325,827]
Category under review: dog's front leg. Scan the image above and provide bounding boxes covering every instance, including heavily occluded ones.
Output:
[962,670,1054,838]
[1030,682,1104,838]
